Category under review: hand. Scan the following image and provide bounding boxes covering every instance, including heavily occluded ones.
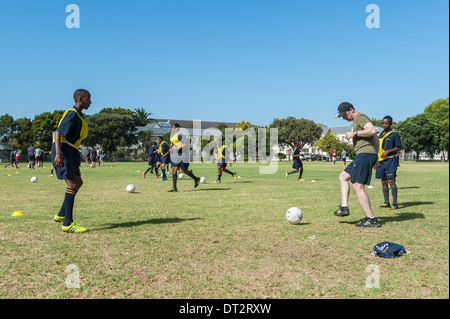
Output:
[54,153,63,168]
[344,132,354,140]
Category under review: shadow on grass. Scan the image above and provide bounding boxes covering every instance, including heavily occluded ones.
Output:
[340,212,425,226]
[185,188,231,192]
[95,217,202,231]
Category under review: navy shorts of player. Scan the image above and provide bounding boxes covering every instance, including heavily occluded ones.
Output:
[51,143,81,180]
[344,153,377,185]
[292,158,303,170]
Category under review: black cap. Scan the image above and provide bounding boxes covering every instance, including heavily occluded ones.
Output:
[336,102,354,118]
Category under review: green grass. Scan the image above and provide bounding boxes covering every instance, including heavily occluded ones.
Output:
[0,160,448,299]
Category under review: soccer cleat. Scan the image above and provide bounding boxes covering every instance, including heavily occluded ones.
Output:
[285,172,289,179]
[233,172,237,180]
[53,215,65,223]
[159,177,168,181]
[155,174,161,178]
[379,203,391,208]
[215,179,221,183]
[333,205,350,217]
[356,217,381,228]
[142,173,146,178]
[298,179,305,181]
[391,204,399,210]
[194,177,200,188]
[62,222,87,233]
[168,187,178,192]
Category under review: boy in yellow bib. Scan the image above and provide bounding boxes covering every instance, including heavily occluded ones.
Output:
[168,123,200,192]
[51,89,91,233]
[375,116,402,209]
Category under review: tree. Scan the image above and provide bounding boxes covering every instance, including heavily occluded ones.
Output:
[0,114,14,139]
[99,107,133,116]
[316,129,341,154]
[424,98,449,155]
[8,117,33,149]
[396,113,440,158]
[32,110,64,150]
[270,117,323,149]
[84,113,137,155]
[132,108,154,126]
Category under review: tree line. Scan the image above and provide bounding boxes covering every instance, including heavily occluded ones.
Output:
[0,98,447,161]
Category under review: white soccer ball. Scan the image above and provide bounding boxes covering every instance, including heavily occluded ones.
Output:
[200,176,206,184]
[31,176,38,183]
[286,207,303,224]
[179,173,184,179]
[126,184,136,193]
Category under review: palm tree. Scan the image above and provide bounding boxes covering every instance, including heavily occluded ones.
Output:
[132,108,154,126]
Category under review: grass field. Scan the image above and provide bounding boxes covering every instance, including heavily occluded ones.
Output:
[0,160,448,299]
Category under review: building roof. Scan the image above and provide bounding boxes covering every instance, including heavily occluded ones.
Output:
[0,142,14,151]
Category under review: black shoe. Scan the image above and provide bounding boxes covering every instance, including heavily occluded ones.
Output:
[333,206,350,217]
[379,203,391,208]
[356,217,381,227]
[391,204,399,210]
[194,177,200,188]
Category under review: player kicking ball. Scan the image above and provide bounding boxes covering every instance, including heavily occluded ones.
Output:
[167,124,200,192]
[214,138,237,183]
[285,140,304,181]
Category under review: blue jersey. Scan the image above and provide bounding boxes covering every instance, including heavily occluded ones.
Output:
[378,129,402,158]
[148,146,156,159]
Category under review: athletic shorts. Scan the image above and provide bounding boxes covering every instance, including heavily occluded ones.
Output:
[375,156,399,180]
[51,143,81,180]
[292,159,303,170]
[28,155,35,161]
[148,157,156,165]
[171,160,189,171]
[217,158,227,168]
[344,153,377,185]
[160,155,170,164]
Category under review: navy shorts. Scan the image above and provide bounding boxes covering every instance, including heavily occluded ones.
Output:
[344,153,377,185]
[171,160,189,171]
[375,157,399,180]
[148,157,156,165]
[28,155,35,161]
[160,155,170,164]
[51,143,81,180]
[293,159,303,170]
[217,158,227,168]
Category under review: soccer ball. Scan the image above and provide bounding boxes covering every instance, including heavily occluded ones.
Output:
[286,207,303,224]
[31,176,38,183]
[179,173,184,179]
[126,184,136,193]
[200,176,206,184]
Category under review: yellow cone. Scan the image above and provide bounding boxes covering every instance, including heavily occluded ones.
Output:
[11,211,23,216]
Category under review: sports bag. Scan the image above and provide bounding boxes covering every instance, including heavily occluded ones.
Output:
[372,241,409,258]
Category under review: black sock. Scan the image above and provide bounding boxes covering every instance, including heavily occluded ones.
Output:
[287,170,297,175]
[218,175,222,181]
[63,188,77,226]
[144,167,151,174]
[383,188,390,204]
[391,187,398,205]
[172,174,177,188]
[298,170,303,179]
[184,170,197,180]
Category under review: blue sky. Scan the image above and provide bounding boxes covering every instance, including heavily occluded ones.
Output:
[0,0,448,127]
